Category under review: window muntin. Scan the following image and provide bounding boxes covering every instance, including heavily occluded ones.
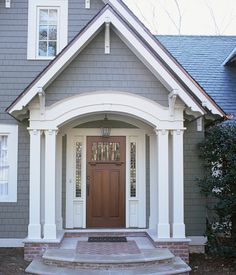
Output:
[38,8,58,57]
[0,136,9,197]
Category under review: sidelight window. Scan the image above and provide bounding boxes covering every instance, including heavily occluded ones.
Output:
[130,142,136,197]
[75,142,82,198]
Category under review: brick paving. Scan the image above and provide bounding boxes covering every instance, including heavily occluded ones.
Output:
[76,240,141,255]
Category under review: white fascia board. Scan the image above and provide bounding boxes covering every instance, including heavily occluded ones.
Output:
[0,239,24,247]
[10,9,204,115]
[105,0,223,116]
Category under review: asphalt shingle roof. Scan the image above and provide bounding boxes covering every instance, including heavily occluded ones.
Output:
[156,35,236,118]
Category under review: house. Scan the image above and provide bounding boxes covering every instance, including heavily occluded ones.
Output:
[0,0,236,272]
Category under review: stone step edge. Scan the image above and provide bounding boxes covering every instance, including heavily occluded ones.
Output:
[26,257,191,275]
[42,248,175,265]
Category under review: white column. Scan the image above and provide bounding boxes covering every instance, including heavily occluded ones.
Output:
[149,134,157,231]
[28,129,42,239]
[44,129,58,239]
[156,129,170,238]
[172,130,185,238]
[56,134,63,230]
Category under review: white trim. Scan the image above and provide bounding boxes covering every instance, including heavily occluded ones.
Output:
[5,0,10,8]
[104,0,223,116]
[27,0,68,60]
[29,92,184,130]
[0,239,24,247]
[66,128,146,229]
[12,7,204,116]
[0,124,18,203]
[85,0,90,9]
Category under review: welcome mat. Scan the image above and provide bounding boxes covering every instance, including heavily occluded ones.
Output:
[76,240,140,255]
[88,236,127,242]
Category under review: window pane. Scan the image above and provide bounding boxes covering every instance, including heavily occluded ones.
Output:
[38,41,47,56]
[39,9,49,24]
[49,9,57,24]
[49,26,57,40]
[91,142,120,161]
[39,25,48,40]
[75,142,82,198]
[48,41,57,56]
[0,136,8,196]
[130,142,136,197]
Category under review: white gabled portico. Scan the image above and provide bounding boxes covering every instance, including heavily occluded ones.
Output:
[25,91,188,240]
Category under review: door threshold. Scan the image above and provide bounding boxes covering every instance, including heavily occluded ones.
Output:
[64,228,147,233]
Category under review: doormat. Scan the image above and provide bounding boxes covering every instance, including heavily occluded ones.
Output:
[88,236,127,242]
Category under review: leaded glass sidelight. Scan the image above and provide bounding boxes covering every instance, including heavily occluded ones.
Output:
[0,136,8,197]
[75,142,82,197]
[130,142,136,197]
[38,8,58,57]
[92,142,120,161]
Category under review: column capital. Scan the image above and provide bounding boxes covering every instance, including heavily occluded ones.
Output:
[28,128,43,136]
[44,129,58,136]
[171,129,185,136]
[154,128,169,136]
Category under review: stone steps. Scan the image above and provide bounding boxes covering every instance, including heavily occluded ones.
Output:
[26,256,190,274]
[42,248,174,268]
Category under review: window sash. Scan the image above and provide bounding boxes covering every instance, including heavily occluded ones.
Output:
[37,7,59,57]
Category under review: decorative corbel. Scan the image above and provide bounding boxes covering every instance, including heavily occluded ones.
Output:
[168,89,179,116]
[105,17,111,54]
[197,117,203,132]
[85,0,90,9]
[38,87,45,116]
[5,0,11,8]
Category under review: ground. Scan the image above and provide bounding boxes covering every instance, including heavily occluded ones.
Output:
[0,248,236,274]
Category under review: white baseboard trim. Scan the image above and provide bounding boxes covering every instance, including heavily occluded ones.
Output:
[0,239,24,247]
[187,236,207,246]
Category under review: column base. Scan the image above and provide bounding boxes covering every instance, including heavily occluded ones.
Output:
[28,224,41,239]
[43,224,57,240]
[157,223,170,238]
[172,223,186,238]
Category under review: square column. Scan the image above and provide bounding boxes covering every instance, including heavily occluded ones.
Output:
[28,129,42,239]
[43,129,58,240]
[156,129,170,238]
[172,130,185,238]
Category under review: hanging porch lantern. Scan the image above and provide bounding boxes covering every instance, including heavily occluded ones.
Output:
[100,114,111,137]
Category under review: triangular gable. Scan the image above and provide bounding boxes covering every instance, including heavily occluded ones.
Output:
[7,3,224,117]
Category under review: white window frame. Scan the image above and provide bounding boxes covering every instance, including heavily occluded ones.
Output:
[0,124,18,202]
[27,0,68,60]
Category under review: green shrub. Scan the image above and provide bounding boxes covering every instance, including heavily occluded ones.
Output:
[198,123,236,256]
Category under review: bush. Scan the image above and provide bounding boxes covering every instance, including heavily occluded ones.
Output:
[198,123,236,256]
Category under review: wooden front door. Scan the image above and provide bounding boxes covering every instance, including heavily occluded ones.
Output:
[86,136,126,228]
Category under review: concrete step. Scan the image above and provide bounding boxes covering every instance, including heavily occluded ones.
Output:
[42,248,174,268]
[25,256,191,275]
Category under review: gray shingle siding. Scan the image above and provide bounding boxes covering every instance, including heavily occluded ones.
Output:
[45,29,169,106]
[184,120,206,236]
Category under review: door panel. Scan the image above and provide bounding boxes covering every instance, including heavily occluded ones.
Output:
[87,136,125,228]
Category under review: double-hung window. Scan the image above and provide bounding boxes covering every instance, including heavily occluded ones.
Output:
[0,125,18,202]
[38,8,58,57]
[27,0,68,60]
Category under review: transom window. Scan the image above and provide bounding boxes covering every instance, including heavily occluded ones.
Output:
[38,8,58,57]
